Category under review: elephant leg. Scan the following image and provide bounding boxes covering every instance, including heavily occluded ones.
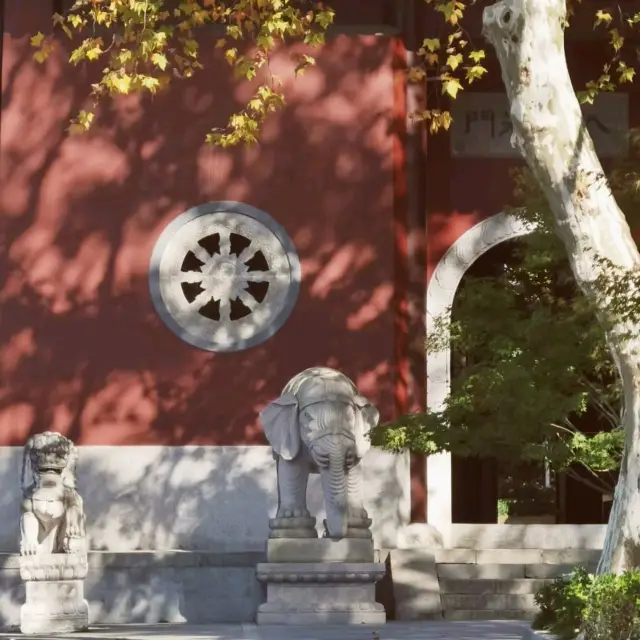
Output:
[276,456,311,518]
[346,462,372,538]
[269,456,317,539]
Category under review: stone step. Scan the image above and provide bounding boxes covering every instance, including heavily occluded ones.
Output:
[436,562,594,580]
[438,564,524,580]
[442,593,535,611]
[449,524,606,550]
[526,563,597,579]
[434,548,602,565]
[439,578,552,594]
[444,609,536,621]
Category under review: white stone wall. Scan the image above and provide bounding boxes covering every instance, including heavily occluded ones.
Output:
[0,445,410,552]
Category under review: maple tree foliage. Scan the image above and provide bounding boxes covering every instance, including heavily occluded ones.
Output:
[29,0,640,141]
[31,0,335,145]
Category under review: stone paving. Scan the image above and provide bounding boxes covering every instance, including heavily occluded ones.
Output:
[0,622,546,640]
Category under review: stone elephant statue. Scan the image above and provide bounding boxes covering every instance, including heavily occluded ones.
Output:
[259,367,379,540]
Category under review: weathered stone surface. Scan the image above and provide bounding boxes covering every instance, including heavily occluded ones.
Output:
[540,549,602,564]
[266,538,374,563]
[259,367,379,541]
[396,524,444,549]
[256,609,386,625]
[149,202,302,353]
[439,578,552,595]
[434,547,602,565]
[19,432,89,635]
[433,549,477,563]
[21,580,88,634]
[256,561,386,583]
[388,550,442,621]
[449,524,606,550]
[0,446,411,552]
[20,432,86,557]
[525,563,597,579]
[20,553,88,582]
[441,593,535,611]
[444,609,536,621]
[87,550,264,569]
[256,562,386,625]
[476,550,543,565]
[437,564,526,580]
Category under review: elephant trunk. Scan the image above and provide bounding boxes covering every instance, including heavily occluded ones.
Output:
[321,442,348,539]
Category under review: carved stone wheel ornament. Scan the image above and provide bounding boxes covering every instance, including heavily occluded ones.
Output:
[149,202,301,352]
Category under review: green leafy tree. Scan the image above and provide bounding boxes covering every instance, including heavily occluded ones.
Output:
[25,0,640,574]
[371,162,636,498]
[533,567,640,640]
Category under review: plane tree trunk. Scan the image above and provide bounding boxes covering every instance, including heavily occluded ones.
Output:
[482,0,640,573]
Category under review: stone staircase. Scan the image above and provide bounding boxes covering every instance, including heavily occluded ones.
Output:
[435,548,601,621]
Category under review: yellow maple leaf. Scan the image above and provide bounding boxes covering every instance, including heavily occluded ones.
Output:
[30,32,45,48]
[443,78,463,99]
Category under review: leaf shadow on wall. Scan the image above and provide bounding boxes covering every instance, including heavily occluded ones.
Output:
[0,35,398,448]
[0,30,409,623]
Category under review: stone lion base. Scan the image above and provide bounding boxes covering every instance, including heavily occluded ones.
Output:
[256,540,386,625]
[20,554,89,635]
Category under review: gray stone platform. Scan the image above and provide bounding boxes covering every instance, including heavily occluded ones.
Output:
[0,621,547,639]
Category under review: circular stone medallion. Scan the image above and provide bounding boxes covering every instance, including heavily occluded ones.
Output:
[149,202,301,352]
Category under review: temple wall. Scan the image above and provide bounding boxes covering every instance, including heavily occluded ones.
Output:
[0,1,410,551]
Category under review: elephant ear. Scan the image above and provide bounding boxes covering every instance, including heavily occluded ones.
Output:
[353,395,379,459]
[259,393,300,461]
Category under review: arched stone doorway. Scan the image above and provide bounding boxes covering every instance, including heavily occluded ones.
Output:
[425,212,534,539]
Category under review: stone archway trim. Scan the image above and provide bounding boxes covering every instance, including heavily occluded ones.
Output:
[424,212,535,538]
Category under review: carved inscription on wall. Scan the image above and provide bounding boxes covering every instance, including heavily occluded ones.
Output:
[451,92,629,158]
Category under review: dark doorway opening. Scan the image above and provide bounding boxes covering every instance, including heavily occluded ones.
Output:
[450,238,616,524]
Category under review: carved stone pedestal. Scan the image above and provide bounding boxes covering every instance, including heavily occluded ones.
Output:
[20,554,89,634]
[256,539,386,624]
[268,515,317,539]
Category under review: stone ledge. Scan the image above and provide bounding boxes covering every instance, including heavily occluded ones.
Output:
[0,551,265,571]
[444,609,536,621]
[19,553,88,581]
[525,563,597,579]
[256,610,387,624]
[449,524,606,550]
[437,563,527,580]
[258,602,384,613]
[441,593,535,610]
[439,578,553,595]
[256,562,386,583]
[433,548,603,565]
[266,538,374,563]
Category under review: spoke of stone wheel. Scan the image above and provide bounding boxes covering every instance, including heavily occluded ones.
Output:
[218,296,231,321]
[219,231,231,257]
[243,271,277,282]
[193,245,212,264]
[237,245,254,263]
[180,271,205,283]
[238,290,259,310]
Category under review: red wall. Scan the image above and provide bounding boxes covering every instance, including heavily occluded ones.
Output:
[0,1,400,445]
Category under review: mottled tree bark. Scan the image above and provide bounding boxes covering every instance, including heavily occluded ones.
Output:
[482,0,640,573]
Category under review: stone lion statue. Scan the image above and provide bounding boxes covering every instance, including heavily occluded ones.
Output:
[20,432,86,556]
